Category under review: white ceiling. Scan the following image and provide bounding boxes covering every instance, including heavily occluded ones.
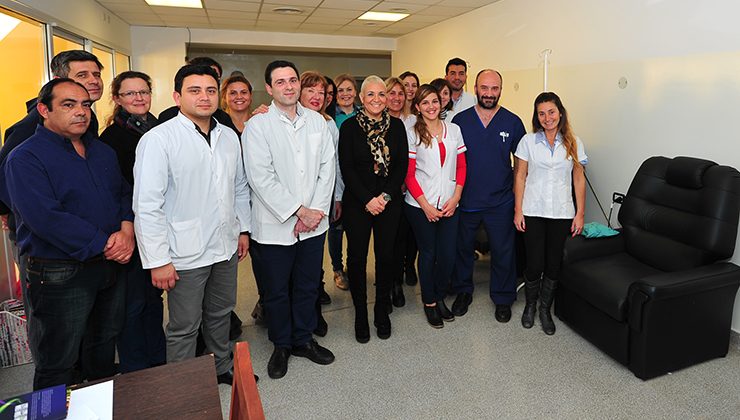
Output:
[96,0,500,37]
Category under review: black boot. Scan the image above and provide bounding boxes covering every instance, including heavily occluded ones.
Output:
[354,305,370,343]
[521,275,539,329]
[539,276,557,335]
[391,280,405,308]
[373,304,392,340]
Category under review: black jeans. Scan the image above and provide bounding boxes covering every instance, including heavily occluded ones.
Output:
[26,256,125,390]
[522,216,572,281]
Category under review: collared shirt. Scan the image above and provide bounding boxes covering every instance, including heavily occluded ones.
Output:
[133,112,251,270]
[451,91,476,115]
[405,121,467,209]
[515,130,588,219]
[244,102,335,246]
[193,118,218,145]
[0,125,133,261]
[334,104,358,129]
[452,106,526,211]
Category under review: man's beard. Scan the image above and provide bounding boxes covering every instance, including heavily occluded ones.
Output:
[477,94,499,110]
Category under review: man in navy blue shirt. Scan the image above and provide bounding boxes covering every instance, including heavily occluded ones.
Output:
[0,78,134,390]
[0,50,105,313]
[451,69,526,322]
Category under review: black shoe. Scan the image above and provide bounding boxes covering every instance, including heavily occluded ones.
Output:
[217,370,233,385]
[314,312,328,337]
[424,305,443,328]
[374,319,392,339]
[251,301,265,326]
[451,292,473,317]
[391,282,405,308]
[216,370,258,385]
[437,300,455,322]
[374,304,391,339]
[355,313,370,344]
[404,265,418,286]
[495,304,512,323]
[267,347,290,379]
[291,340,335,365]
[319,285,331,305]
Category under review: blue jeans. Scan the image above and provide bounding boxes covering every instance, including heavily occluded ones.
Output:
[252,234,326,348]
[26,256,125,390]
[117,251,166,373]
[405,204,459,304]
[454,202,517,305]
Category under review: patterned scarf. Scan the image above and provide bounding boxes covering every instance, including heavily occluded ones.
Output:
[356,107,391,177]
[114,108,156,136]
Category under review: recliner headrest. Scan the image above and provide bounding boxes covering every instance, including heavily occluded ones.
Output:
[665,157,715,189]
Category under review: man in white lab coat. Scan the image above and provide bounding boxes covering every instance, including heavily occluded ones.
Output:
[244,60,336,379]
[133,64,251,385]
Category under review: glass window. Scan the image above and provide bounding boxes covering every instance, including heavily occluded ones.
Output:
[115,51,130,74]
[52,33,83,57]
[0,9,45,144]
[93,45,115,132]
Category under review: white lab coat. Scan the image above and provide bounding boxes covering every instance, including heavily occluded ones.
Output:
[243,103,335,246]
[133,112,251,270]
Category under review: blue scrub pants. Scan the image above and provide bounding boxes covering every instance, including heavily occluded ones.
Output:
[453,201,517,305]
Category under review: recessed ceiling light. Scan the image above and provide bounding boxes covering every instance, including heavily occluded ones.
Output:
[358,11,409,22]
[272,7,304,15]
[145,0,203,8]
[389,8,409,13]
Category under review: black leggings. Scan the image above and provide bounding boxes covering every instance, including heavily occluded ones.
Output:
[343,201,402,310]
[523,216,572,281]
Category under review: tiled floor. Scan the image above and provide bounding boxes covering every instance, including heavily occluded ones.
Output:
[3,249,740,419]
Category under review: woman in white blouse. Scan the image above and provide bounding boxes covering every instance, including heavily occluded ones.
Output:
[404,84,467,328]
[513,92,587,335]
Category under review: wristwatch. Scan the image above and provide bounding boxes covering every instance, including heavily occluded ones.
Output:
[382,192,392,202]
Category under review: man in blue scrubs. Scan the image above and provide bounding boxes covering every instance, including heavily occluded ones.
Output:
[451,69,526,322]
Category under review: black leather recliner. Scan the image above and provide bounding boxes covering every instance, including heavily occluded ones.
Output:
[555,156,740,379]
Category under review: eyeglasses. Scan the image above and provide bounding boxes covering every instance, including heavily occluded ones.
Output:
[119,90,151,98]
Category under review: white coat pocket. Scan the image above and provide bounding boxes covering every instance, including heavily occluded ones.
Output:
[168,218,203,258]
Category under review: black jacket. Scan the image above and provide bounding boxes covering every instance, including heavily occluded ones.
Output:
[338,116,408,208]
[99,113,158,186]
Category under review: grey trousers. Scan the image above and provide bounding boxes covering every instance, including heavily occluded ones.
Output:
[166,253,237,375]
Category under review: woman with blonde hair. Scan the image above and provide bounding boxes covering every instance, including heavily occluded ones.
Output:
[220,74,253,136]
[513,91,587,335]
[339,75,408,342]
[333,73,359,128]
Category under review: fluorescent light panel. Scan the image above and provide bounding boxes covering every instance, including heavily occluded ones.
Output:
[357,11,409,22]
[145,0,203,8]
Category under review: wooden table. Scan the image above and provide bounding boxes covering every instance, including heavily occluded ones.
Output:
[75,355,223,419]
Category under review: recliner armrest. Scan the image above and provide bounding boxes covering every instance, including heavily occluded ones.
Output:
[633,262,740,300]
[562,232,625,266]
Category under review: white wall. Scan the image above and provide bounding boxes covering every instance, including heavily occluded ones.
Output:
[131,26,395,115]
[393,0,740,333]
[0,0,131,52]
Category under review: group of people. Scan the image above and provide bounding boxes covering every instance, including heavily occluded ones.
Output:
[0,51,586,390]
